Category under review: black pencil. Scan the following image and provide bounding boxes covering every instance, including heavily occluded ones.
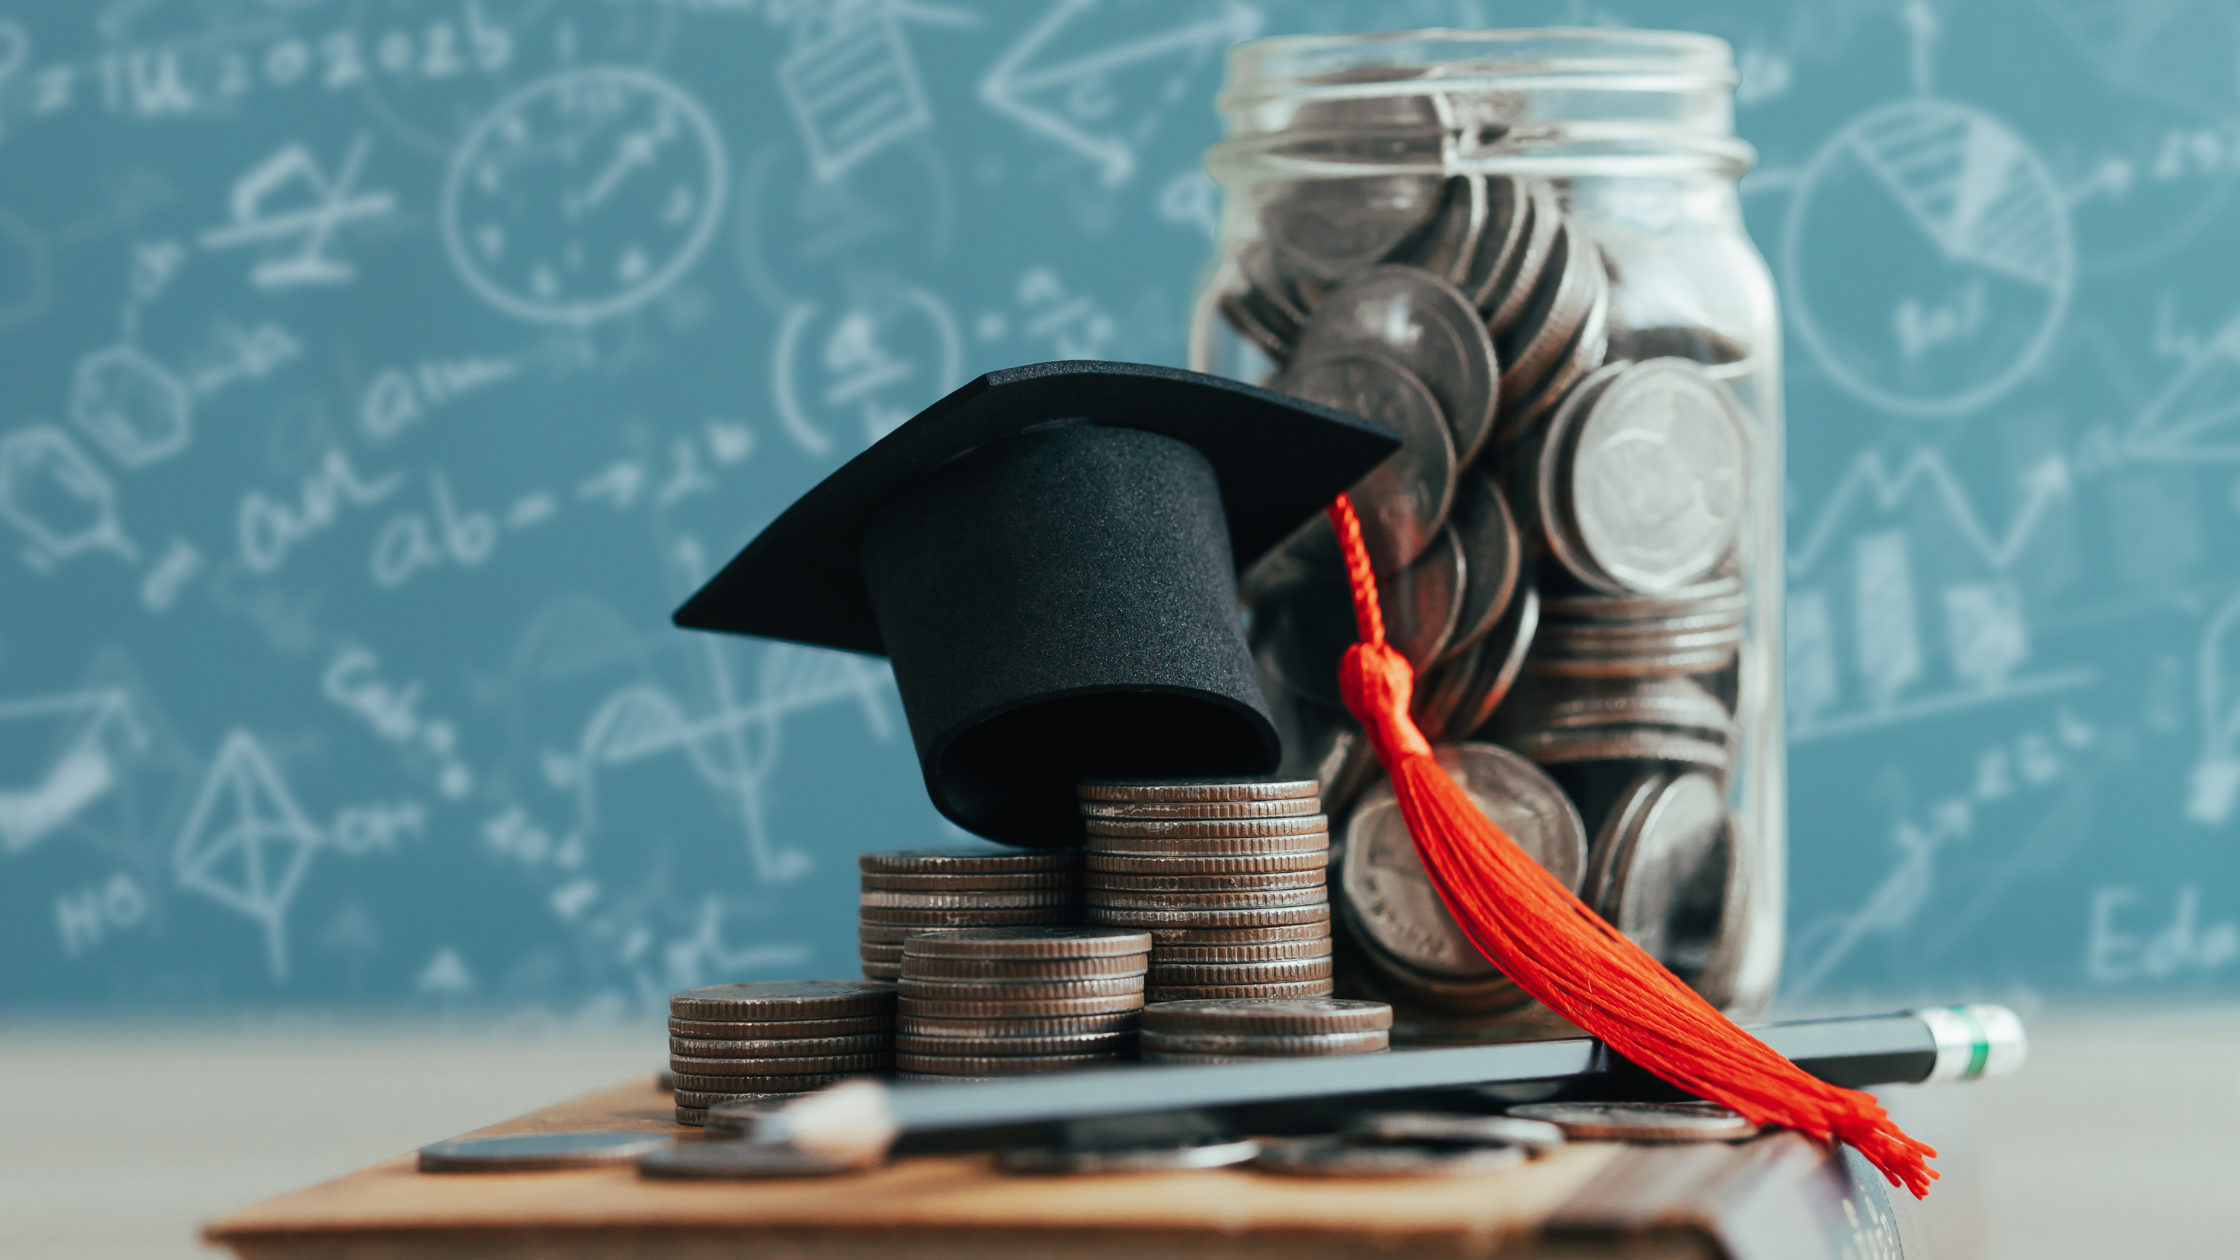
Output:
[754,1004,2026,1164]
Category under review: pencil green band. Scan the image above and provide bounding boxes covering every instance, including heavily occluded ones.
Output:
[1912,1004,2027,1084]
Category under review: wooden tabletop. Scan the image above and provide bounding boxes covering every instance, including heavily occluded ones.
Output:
[202,1075,1943,1260]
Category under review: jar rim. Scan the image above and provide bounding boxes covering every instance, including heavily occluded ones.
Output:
[1221,27,1738,98]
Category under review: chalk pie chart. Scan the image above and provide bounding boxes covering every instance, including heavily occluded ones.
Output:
[1783,98,2072,418]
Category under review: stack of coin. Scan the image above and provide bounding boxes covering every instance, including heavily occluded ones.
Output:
[1079,779,1336,1002]
[1140,997,1392,1064]
[894,926,1151,1080]
[666,980,896,1126]
[859,846,1082,980]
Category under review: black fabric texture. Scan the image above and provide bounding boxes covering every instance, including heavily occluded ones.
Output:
[861,424,1275,845]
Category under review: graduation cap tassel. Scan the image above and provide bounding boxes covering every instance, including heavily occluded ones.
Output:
[1323,494,1940,1198]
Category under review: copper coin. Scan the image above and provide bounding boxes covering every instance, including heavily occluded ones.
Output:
[669,1053,893,1077]
[667,1014,892,1040]
[1141,997,1392,1035]
[901,954,1147,981]
[1147,956,1335,986]
[674,1106,711,1126]
[895,1031,1136,1057]
[896,1052,1122,1075]
[1086,851,1329,875]
[898,993,1145,1019]
[1087,887,1328,911]
[669,980,895,1023]
[1078,778,1318,803]
[897,976,1145,1001]
[861,960,901,981]
[900,1012,1141,1038]
[668,1033,890,1058]
[1085,869,1325,893]
[859,942,907,962]
[1149,938,1333,963]
[900,926,1154,959]
[860,871,1079,892]
[859,846,1079,874]
[1089,903,1332,929]
[1140,1028,1387,1056]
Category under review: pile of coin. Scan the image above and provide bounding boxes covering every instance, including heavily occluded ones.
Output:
[1218,153,1757,1024]
[859,846,1083,980]
[666,980,896,1126]
[894,926,1151,1080]
[1078,779,1336,1001]
[1139,997,1391,1064]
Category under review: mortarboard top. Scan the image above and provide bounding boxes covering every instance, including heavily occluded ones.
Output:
[675,361,1398,845]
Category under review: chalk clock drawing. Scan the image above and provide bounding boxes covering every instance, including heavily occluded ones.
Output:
[442,67,728,325]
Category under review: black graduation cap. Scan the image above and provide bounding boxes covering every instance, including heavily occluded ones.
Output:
[674,361,1397,846]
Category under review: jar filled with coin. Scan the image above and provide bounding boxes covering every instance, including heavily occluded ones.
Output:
[1190,30,1783,1041]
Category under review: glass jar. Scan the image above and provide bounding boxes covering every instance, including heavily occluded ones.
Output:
[1190,30,1784,1041]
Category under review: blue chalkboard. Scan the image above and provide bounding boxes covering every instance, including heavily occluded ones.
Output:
[2,0,2235,1010]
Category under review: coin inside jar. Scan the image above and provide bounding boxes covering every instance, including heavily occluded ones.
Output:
[1342,744,1586,982]
[1296,264,1501,467]
[1588,771,1734,973]
[1545,358,1751,594]
[1270,349,1456,573]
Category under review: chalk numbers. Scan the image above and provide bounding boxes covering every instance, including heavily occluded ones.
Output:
[443,68,726,324]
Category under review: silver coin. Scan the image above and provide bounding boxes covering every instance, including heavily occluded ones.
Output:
[1085,814,1329,839]
[1520,647,1738,679]
[1270,349,1456,572]
[1506,1101,1755,1142]
[1503,727,1732,767]
[860,847,1080,875]
[1597,772,1732,967]
[1607,324,1750,370]
[1493,676,1735,741]
[1345,1111,1567,1152]
[1388,175,1490,290]
[418,1130,673,1172]
[1138,1028,1386,1056]
[996,1138,1262,1175]
[637,1141,864,1180]
[1485,181,1562,334]
[1297,264,1501,467]
[859,889,1079,910]
[1261,173,1447,283]
[1078,778,1320,803]
[1253,1137,1526,1178]
[1142,1047,1380,1064]
[1237,240,1314,331]
[1495,219,1602,402]
[1382,526,1466,667]
[1218,288,1297,365]
[1140,996,1390,1035]
[1423,584,1540,742]
[1342,743,1586,981]
[1437,470,1521,662]
[1501,270,1611,440]
[1086,887,1329,911]
[1086,868,1326,892]
[1079,796,1323,821]
[1456,175,1526,310]
[1552,359,1751,593]
[1540,572,1744,621]
[900,926,1153,959]
[1146,955,1336,986]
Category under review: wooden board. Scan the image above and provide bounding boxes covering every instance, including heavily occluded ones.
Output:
[202,1075,1947,1260]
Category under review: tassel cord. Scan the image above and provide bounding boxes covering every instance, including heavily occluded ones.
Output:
[1323,495,1938,1198]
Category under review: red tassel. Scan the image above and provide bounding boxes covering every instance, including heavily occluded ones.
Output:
[1323,494,1938,1198]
